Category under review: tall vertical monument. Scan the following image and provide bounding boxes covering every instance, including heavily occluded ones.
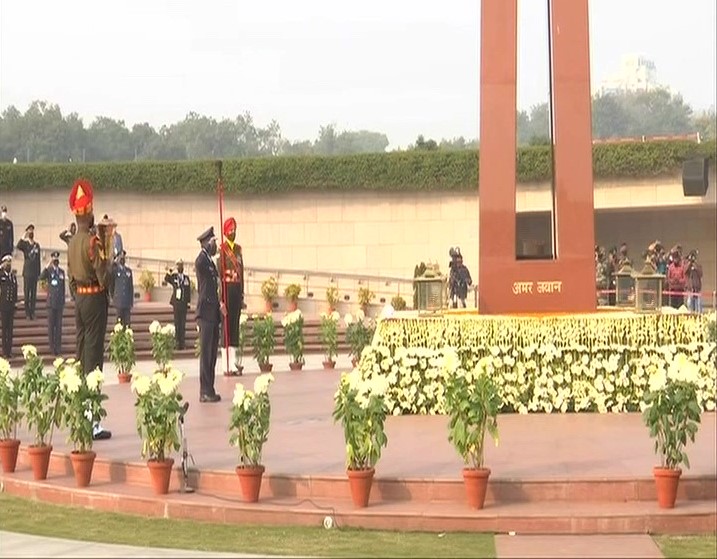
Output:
[478,0,596,314]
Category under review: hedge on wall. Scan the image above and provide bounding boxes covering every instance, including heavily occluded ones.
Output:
[0,139,714,195]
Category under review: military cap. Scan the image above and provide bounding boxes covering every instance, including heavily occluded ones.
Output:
[1,254,11,263]
[69,179,94,215]
[197,226,215,244]
[50,251,60,259]
[0,205,6,212]
[176,258,184,264]
[25,223,35,232]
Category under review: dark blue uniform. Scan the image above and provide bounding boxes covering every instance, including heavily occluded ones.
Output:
[164,270,191,349]
[0,216,13,260]
[111,263,134,327]
[195,247,221,399]
[39,263,66,356]
[0,267,18,358]
[16,238,41,319]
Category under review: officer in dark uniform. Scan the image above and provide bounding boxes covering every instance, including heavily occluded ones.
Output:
[111,250,134,327]
[219,217,244,375]
[67,178,112,440]
[0,254,18,358]
[39,251,66,356]
[164,258,191,349]
[0,206,13,260]
[195,226,224,403]
[16,224,41,319]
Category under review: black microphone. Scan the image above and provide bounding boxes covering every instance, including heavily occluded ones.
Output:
[179,402,190,418]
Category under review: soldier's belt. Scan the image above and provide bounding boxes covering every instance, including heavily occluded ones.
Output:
[76,285,105,295]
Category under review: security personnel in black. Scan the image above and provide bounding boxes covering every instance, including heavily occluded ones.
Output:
[164,258,191,349]
[39,251,66,356]
[16,223,41,319]
[0,206,13,261]
[0,254,18,358]
[111,250,134,327]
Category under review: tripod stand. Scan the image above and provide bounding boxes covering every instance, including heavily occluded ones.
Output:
[178,402,195,493]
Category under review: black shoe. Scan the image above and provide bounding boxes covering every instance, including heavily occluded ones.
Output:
[199,394,221,403]
[93,429,112,441]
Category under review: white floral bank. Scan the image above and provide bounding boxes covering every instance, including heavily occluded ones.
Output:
[357,311,717,415]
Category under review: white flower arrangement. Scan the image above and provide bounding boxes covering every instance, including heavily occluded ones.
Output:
[229,373,275,467]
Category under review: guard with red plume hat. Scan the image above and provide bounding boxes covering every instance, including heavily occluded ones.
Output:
[218,216,244,375]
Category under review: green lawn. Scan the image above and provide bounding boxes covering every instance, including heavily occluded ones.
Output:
[655,535,717,559]
[0,493,496,558]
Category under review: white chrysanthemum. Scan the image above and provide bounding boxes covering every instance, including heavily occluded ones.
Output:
[21,345,37,359]
[330,311,340,322]
[157,375,176,396]
[113,322,124,333]
[86,368,105,391]
[355,309,365,322]
[52,357,64,369]
[161,323,175,336]
[166,368,184,388]
[648,368,667,392]
[0,357,11,375]
[344,313,353,326]
[243,391,255,410]
[149,320,161,334]
[59,365,82,394]
[131,375,151,396]
[240,314,248,325]
[253,373,274,395]
[667,353,700,385]
[232,383,246,406]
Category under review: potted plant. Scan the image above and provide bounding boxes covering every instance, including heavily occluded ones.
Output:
[281,309,305,371]
[229,373,275,502]
[319,311,340,369]
[0,357,24,473]
[19,345,63,480]
[108,322,136,383]
[326,285,339,313]
[284,283,301,312]
[132,367,185,495]
[58,361,108,487]
[234,314,249,374]
[358,286,375,313]
[149,320,176,372]
[444,357,501,510]
[261,276,278,313]
[344,310,375,367]
[332,370,389,507]
[391,295,407,311]
[139,269,155,302]
[642,352,702,509]
[252,314,275,372]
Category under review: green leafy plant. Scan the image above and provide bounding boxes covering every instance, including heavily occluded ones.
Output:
[357,287,374,310]
[642,353,702,470]
[19,346,63,447]
[319,311,340,362]
[444,357,501,469]
[58,361,108,453]
[391,295,407,310]
[252,314,275,366]
[707,312,716,343]
[281,310,305,365]
[0,358,23,440]
[229,373,275,467]
[344,310,375,361]
[108,322,136,375]
[139,269,155,293]
[235,314,249,367]
[332,370,389,470]
[326,285,339,310]
[261,277,278,303]
[132,368,185,462]
[284,283,301,303]
[149,320,176,371]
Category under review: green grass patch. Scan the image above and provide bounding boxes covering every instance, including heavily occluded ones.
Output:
[655,535,717,559]
[0,493,496,557]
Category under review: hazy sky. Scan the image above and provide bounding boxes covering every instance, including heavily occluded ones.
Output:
[1,0,715,148]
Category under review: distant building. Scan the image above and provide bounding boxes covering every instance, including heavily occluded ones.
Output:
[597,54,664,95]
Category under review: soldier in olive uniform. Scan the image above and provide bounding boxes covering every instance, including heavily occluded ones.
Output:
[0,206,13,260]
[0,254,18,358]
[67,178,112,440]
[164,258,191,349]
[111,250,134,327]
[16,224,41,319]
[39,251,66,356]
[219,217,244,375]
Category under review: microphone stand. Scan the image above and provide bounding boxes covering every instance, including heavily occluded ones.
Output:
[178,402,194,493]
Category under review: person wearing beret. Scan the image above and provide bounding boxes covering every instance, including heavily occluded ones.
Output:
[0,254,18,358]
[195,226,224,403]
[164,258,191,350]
[219,217,245,376]
[16,223,41,320]
[39,250,66,356]
[67,178,112,440]
[0,206,13,261]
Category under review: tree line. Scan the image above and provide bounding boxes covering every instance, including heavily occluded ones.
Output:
[0,89,714,162]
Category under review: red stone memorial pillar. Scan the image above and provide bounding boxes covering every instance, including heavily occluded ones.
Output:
[478,0,596,314]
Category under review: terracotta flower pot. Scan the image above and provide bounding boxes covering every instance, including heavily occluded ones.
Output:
[117,372,132,384]
[147,458,174,495]
[27,444,53,481]
[351,357,359,368]
[236,465,265,503]
[143,291,151,302]
[347,467,375,508]
[287,300,298,312]
[462,467,491,509]
[70,450,96,488]
[0,438,21,473]
[653,466,682,509]
[259,362,273,373]
[289,361,303,371]
[322,360,336,370]
[264,300,273,313]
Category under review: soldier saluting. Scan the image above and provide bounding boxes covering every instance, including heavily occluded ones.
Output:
[39,251,66,356]
[0,254,18,358]
[67,178,112,440]
[164,258,191,350]
[16,223,41,320]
